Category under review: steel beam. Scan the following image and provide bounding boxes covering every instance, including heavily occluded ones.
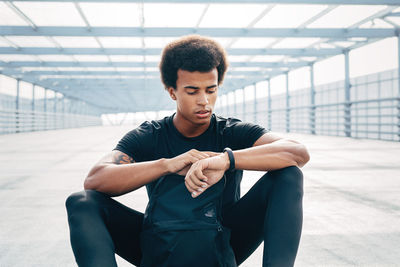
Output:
[8,0,400,4]
[2,69,282,77]
[0,26,395,38]
[0,47,343,56]
[0,60,310,69]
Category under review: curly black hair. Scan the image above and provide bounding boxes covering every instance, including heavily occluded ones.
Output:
[159,35,229,90]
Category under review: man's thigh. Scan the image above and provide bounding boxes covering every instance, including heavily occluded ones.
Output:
[222,172,274,265]
[99,193,145,265]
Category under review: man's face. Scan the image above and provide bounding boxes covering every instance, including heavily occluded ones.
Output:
[168,68,218,126]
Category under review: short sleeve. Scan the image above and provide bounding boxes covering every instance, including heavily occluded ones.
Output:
[224,119,268,150]
[113,121,155,162]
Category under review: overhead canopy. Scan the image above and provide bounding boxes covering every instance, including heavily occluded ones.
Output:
[1,0,400,112]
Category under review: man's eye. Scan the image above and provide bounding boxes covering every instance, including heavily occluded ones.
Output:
[207,90,216,94]
[187,91,196,95]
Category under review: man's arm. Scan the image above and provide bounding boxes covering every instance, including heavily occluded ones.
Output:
[84,149,213,197]
[234,132,310,171]
[184,132,310,197]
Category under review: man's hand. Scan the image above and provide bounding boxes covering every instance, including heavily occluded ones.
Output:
[184,152,230,198]
[166,149,219,176]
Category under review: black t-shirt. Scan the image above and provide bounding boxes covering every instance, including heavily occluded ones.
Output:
[114,113,268,208]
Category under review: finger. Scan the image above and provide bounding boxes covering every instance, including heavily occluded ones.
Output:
[184,177,198,192]
[184,179,196,193]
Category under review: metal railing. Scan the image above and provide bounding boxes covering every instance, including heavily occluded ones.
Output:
[216,69,400,142]
[0,108,102,135]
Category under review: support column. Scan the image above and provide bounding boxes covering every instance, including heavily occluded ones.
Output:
[344,50,352,137]
[62,96,65,129]
[233,90,237,118]
[310,64,316,135]
[267,80,272,131]
[54,92,58,129]
[253,83,257,124]
[285,72,290,133]
[15,79,20,133]
[397,34,400,141]
[242,88,246,121]
[44,88,47,131]
[225,94,229,117]
[32,84,35,131]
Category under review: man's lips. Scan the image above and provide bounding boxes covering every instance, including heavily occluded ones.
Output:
[195,110,210,114]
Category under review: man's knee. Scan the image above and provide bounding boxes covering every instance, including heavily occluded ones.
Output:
[65,189,109,215]
[270,166,304,200]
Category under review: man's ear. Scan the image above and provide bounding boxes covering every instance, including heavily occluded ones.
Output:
[168,87,177,100]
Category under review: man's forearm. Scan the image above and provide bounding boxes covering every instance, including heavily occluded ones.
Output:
[233,139,309,171]
[84,159,169,196]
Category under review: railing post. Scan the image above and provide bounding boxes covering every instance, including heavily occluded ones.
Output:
[253,83,257,124]
[267,79,272,131]
[344,50,352,137]
[54,92,58,129]
[32,84,35,131]
[285,72,290,133]
[15,79,20,133]
[243,87,246,121]
[310,63,316,135]
[397,33,400,141]
[44,88,47,131]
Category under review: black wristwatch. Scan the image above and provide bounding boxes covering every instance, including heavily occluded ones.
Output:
[223,147,235,172]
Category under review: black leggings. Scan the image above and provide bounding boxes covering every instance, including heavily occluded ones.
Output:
[65,166,303,267]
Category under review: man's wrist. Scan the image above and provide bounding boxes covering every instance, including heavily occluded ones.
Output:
[222,152,230,171]
[222,147,235,172]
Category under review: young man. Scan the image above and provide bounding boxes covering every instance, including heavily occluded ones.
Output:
[66,35,310,267]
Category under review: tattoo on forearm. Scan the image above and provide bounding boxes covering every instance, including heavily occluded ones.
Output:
[113,153,134,164]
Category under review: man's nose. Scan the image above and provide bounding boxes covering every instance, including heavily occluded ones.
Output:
[197,93,209,105]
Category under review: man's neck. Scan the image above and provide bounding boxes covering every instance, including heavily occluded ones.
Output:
[173,113,211,138]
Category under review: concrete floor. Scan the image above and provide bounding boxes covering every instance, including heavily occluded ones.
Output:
[0,125,399,267]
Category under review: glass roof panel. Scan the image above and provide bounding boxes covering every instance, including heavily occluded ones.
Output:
[37,55,76,62]
[144,4,205,27]
[74,55,110,62]
[79,3,141,27]
[0,38,11,47]
[0,55,36,62]
[56,67,91,71]
[0,2,29,26]
[230,38,276,48]
[53,37,101,48]
[109,55,145,62]
[213,38,234,48]
[273,38,320,48]
[250,55,285,62]
[228,55,253,62]
[144,37,176,48]
[144,55,161,62]
[13,2,86,26]
[307,5,387,28]
[7,36,55,47]
[116,67,145,72]
[199,4,267,28]
[99,37,142,48]
[331,41,355,48]
[254,4,327,28]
